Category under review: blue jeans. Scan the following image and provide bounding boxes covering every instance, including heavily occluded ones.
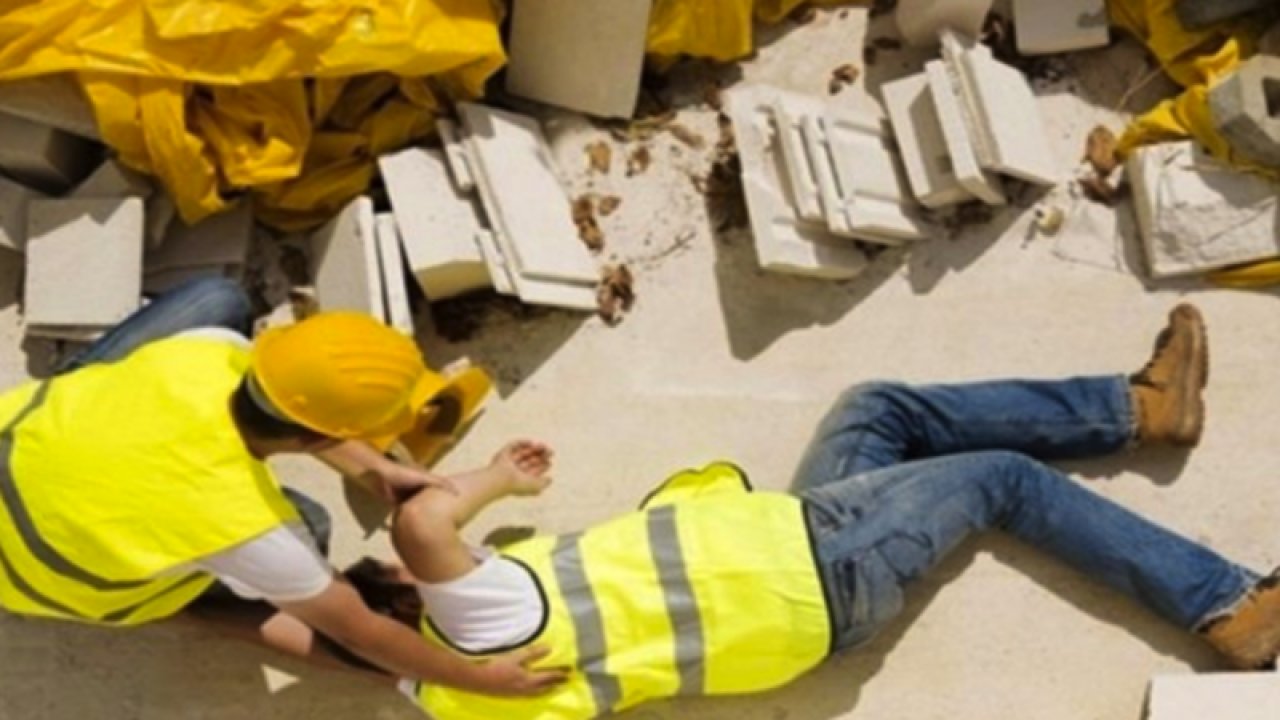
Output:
[794,379,1259,652]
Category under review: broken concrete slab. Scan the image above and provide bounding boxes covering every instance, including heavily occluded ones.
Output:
[925,60,1007,205]
[1128,140,1280,278]
[896,0,994,47]
[1210,54,1280,169]
[883,72,976,208]
[0,112,101,193]
[24,197,143,329]
[0,74,101,141]
[378,147,492,301]
[506,0,652,119]
[146,202,254,273]
[726,86,868,280]
[1175,0,1279,30]
[1014,0,1109,56]
[310,196,386,320]
[374,213,414,335]
[1147,672,1280,719]
[70,159,153,199]
[0,175,43,253]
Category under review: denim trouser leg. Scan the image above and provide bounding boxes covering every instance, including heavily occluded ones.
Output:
[54,276,253,375]
[792,378,1135,492]
[803,452,1259,651]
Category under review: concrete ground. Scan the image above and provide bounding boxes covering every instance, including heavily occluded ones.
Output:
[2,5,1279,720]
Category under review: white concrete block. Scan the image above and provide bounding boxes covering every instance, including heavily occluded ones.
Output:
[1147,672,1280,719]
[458,103,599,289]
[1014,0,1110,56]
[0,175,43,253]
[769,97,828,222]
[0,74,101,141]
[475,229,517,296]
[374,213,414,335]
[310,196,386,319]
[897,0,993,47]
[882,73,975,208]
[1128,140,1280,278]
[506,0,652,119]
[71,160,153,199]
[436,119,475,192]
[926,60,1007,206]
[0,112,100,193]
[378,147,492,301]
[726,86,868,280]
[147,202,254,273]
[24,197,143,328]
[146,192,176,249]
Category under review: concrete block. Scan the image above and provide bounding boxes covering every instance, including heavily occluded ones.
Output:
[1128,140,1280,278]
[726,86,868,280]
[378,147,492,301]
[808,108,930,244]
[0,175,43,252]
[506,0,652,119]
[1014,0,1109,56]
[475,229,517,296]
[1147,672,1280,719]
[146,203,254,273]
[1176,0,1278,30]
[926,60,1007,205]
[24,197,143,329]
[1210,55,1280,169]
[458,103,599,291]
[436,118,476,192]
[882,72,975,208]
[310,196,385,319]
[0,112,101,193]
[146,192,176,249]
[896,0,993,47]
[0,74,100,141]
[373,213,414,335]
[70,160,153,199]
[769,96,828,222]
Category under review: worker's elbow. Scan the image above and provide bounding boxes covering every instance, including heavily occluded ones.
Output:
[393,493,459,548]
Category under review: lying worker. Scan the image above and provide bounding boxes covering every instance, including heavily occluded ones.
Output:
[0,276,562,697]
[327,303,1275,718]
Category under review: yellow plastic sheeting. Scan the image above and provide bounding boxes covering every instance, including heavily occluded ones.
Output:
[647,0,863,64]
[0,0,505,230]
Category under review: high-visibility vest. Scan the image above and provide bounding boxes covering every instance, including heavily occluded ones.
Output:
[411,463,832,720]
[0,336,300,626]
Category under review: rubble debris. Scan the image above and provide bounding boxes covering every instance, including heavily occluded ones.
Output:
[1148,671,1280,719]
[1084,125,1119,177]
[309,196,386,319]
[626,145,653,176]
[1175,0,1277,31]
[596,264,635,327]
[1129,140,1280,278]
[829,64,861,95]
[1013,0,1109,56]
[666,123,706,149]
[145,202,254,293]
[925,59,1007,205]
[1209,55,1280,170]
[430,292,553,343]
[0,112,101,194]
[0,175,43,252]
[587,141,613,174]
[1078,173,1125,207]
[883,73,975,208]
[1033,206,1065,235]
[896,0,993,48]
[572,195,606,252]
[597,195,623,216]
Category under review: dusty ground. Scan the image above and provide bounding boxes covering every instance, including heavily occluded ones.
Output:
[3,4,1280,720]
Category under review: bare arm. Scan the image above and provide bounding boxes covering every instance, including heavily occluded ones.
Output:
[315,440,456,503]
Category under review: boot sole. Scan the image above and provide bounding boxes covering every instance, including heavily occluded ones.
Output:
[1171,304,1208,446]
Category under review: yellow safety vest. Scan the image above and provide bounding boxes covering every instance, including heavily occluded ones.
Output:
[412,463,832,719]
[0,336,300,626]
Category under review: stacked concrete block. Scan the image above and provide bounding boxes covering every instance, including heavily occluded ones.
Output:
[310,196,386,320]
[925,60,1007,205]
[24,198,144,339]
[71,158,173,251]
[1129,140,1280,278]
[883,74,975,208]
[0,74,100,141]
[1147,672,1280,719]
[0,112,100,193]
[1013,0,1109,56]
[1176,0,1280,30]
[143,202,253,295]
[506,0,652,119]
[374,213,415,335]
[0,175,44,252]
[1210,55,1280,169]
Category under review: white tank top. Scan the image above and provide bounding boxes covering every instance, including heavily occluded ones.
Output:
[414,546,546,655]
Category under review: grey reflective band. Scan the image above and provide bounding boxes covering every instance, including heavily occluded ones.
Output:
[552,533,623,714]
[100,573,206,623]
[647,505,706,695]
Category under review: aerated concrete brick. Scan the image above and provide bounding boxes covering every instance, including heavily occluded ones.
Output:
[146,202,254,274]
[373,213,414,335]
[0,112,100,193]
[1210,54,1280,169]
[926,60,1007,205]
[310,196,386,320]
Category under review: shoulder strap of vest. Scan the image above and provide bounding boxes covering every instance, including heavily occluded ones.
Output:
[638,461,753,510]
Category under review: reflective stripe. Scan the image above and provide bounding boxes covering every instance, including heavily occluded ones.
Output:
[647,505,706,695]
[552,533,622,714]
[0,535,80,617]
[100,573,206,623]
[0,382,149,591]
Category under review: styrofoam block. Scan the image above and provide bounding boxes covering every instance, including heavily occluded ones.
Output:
[726,87,868,280]
[374,213,414,335]
[926,60,1007,206]
[0,175,43,252]
[1014,0,1109,56]
[807,108,930,244]
[24,197,143,328]
[378,147,492,301]
[0,112,100,193]
[457,103,598,287]
[882,73,975,208]
[71,159,153,199]
[769,97,828,222]
[1128,140,1280,278]
[310,196,386,319]
[436,119,475,192]
[146,202,254,273]
[0,74,101,141]
[506,0,652,119]
[1147,672,1280,719]
[896,0,994,47]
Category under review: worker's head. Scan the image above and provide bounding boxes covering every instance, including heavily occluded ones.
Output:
[235,312,443,450]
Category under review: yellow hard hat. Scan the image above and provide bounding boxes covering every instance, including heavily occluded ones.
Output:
[250,312,436,440]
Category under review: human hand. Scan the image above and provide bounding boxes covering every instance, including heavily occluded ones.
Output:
[471,646,569,696]
[490,440,554,497]
[372,460,458,504]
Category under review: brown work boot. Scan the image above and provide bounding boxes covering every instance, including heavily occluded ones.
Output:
[1201,571,1280,670]
[1130,304,1208,447]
